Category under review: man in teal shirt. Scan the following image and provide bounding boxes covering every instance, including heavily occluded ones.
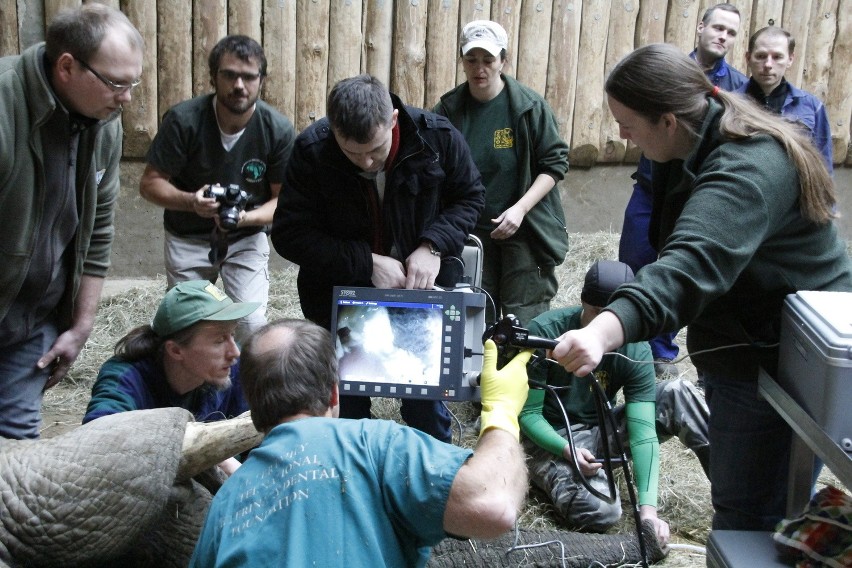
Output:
[191,319,532,567]
[520,260,709,546]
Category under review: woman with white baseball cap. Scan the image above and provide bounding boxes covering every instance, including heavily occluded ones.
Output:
[435,20,570,328]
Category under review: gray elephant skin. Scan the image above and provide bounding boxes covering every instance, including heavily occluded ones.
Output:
[0,408,256,568]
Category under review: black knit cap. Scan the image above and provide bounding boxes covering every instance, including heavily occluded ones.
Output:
[580,260,635,308]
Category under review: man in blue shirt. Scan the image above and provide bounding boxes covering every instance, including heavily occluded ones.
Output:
[619,3,747,377]
[736,26,833,172]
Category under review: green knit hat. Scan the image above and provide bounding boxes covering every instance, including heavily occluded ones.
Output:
[152,281,260,337]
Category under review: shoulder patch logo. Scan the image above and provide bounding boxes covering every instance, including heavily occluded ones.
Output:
[242,159,267,184]
[494,128,514,149]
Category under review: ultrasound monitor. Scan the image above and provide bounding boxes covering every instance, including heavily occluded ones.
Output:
[330,286,486,401]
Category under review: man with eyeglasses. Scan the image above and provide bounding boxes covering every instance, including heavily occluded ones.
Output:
[140,35,295,343]
[0,4,144,440]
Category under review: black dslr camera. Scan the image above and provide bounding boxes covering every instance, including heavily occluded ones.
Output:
[204,183,249,231]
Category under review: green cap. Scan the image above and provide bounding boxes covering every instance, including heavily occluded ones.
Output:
[152,280,260,337]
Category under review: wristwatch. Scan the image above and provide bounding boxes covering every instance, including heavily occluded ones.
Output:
[425,240,442,257]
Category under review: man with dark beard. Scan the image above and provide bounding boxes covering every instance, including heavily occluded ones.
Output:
[83,280,259,476]
[140,35,295,343]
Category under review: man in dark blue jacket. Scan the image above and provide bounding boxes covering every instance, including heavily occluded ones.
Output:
[271,74,485,442]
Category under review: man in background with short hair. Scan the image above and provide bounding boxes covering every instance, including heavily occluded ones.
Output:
[618,3,747,379]
[736,25,833,171]
[271,74,485,442]
[0,4,144,439]
[140,35,295,343]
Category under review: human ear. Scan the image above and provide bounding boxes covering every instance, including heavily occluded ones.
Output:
[662,112,678,133]
[164,339,183,361]
[54,52,75,83]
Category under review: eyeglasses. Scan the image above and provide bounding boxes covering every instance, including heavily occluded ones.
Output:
[217,69,263,83]
[77,58,141,93]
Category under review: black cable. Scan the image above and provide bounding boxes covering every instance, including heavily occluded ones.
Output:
[530,365,649,568]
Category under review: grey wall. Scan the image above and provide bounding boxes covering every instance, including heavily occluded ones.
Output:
[111,160,852,278]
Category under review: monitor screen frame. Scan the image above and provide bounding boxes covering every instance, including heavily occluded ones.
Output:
[330,286,485,402]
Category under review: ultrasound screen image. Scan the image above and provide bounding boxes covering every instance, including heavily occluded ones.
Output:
[334,300,444,386]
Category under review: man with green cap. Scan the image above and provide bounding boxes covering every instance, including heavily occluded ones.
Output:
[519,260,709,547]
[83,280,259,474]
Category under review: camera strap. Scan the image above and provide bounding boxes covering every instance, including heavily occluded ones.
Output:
[208,227,229,268]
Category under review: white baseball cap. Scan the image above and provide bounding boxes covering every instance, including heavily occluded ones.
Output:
[460,20,508,58]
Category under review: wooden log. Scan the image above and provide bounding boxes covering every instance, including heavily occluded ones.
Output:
[262,0,297,120]
[44,0,80,27]
[0,0,18,56]
[178,412,263,482]
[156,2,192,122]
[490,0,521,76]
[636,0,666,46]
[363,0,394,85]
[825,0,850,165]
[192,0,227,97]
[228,0,261,39]
[456,0,491,84]
[85,0,119,8]
[16,0,43,50]
[599,0,638,164]
[569,0,610,168]
[782,0,813,86]
[515,0,552,96]
[425,0,459,109]
[390,0,427,108]
[121,0,159,158]
[751,0,784,31]
[459,0,490,24]
[328,0,362,89]
[665,0,701,55]
[294,0,329,131]
[734,1,753,77]
[228,0,263,39]
[544,0,581,150]
[119,0,156,158]
[627,0,667,163]
[799,0,837,101]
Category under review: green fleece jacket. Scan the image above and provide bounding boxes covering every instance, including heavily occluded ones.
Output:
[434,74,570,265]
[608,99,852,380]
[0,44,122,328]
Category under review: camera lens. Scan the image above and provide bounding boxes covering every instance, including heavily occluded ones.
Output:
[219,207,241,230]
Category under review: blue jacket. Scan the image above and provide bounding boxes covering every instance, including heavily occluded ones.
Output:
[689,50,747,91]
[83,356,247,424]
[735,79,833,172]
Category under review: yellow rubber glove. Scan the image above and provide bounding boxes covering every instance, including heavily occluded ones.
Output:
[479,339,533,440]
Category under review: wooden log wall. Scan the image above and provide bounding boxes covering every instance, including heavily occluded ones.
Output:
[0,0,849,167]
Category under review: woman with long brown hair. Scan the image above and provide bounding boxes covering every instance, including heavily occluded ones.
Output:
[552,43,851,532]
